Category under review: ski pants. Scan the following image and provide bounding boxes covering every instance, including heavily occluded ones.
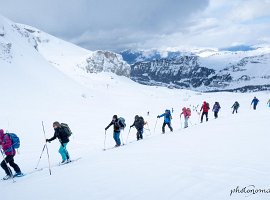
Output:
[136,129,143,140]
[113,131,121,146]
[232,108,238,114]
[162,122,173,133]
[184,116,189,128]
[214,111,218,118]
[253,104,257,110]
[1,155,21,176]
[59,142,69,161]
[201,112,208,122]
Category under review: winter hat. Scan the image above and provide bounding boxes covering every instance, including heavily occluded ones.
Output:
[53,121,61,127]
[113,115,117,119]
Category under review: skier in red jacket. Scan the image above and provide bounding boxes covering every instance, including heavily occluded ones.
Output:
[200,101,210,123]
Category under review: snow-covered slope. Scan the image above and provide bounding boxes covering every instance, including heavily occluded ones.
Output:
[1,72,270,200]
[1,14,270,200]
[10,22,130,85]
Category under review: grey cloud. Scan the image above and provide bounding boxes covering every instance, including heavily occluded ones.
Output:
[0,0,209,50]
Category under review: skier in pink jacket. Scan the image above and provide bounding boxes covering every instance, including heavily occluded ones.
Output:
[0,129,22,180]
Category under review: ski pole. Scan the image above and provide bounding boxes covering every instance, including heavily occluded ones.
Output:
[146,123,151,135]
[0,149,15,183]
[180,116,182,129]
[120,129,124,145]
[154,118,158,134]
[125,127,131,144]
[198,111,201,123]
[103,130,107,150]
[189,120,192,126]
[35,144,46,169]
[42,121,52,175]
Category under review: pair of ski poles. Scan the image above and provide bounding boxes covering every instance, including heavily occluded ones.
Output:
[126,122,152,143]
[103,128,129,150]
[104,123,153,149]
[35,121,51,175]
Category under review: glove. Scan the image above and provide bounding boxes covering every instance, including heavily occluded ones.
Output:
[46,139,50,143]
[157,116,160,118]
[105,128,107,131]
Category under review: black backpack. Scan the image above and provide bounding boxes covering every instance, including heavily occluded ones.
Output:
[135,116,145,129]
[116,117,126,130]
[61,123,72,137]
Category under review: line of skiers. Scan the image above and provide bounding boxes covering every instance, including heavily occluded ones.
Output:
[0,97,265,180]
[104,97,265,148]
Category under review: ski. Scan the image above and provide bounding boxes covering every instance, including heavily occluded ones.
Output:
[103,144,125,151]
[13,173,25,178]
[1,173,24,181]
[58,157,82,166]
[21,157,82,177]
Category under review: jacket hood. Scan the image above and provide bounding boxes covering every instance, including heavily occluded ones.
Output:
[0,129,5,140]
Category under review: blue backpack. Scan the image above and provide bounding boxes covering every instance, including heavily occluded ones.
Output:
[7,133,20,149]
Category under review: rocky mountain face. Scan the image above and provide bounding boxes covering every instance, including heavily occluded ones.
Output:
[121,49,270,92]
[130,56,216,89]
[77,50,130,77]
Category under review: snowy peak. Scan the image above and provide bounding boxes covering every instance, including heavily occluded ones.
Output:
[77,50,130,77]
[16,24,130,79]
[0,15,130,84]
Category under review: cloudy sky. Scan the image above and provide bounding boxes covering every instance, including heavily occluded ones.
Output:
[0,0,270,51]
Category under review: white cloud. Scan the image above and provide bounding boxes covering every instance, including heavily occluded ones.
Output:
[0,0,209,50]
[0,0,269,50]
[178,0,270,48]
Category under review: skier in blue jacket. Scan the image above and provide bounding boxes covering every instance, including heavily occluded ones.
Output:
[212,102,221,119]
[251,97,259,110]
[157,109,173,134]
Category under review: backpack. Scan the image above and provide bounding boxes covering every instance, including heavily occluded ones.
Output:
[165,110,172,119]
[117,117,126,129]
[186,108,191,117]
[135,116,145,129]
[61,123,72,137]
[7,133,20,149]
[206,103,210,109]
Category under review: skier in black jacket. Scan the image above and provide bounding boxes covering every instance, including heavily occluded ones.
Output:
[130,115,145,140]
[105,115,121,147]
[46,121,70,164]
